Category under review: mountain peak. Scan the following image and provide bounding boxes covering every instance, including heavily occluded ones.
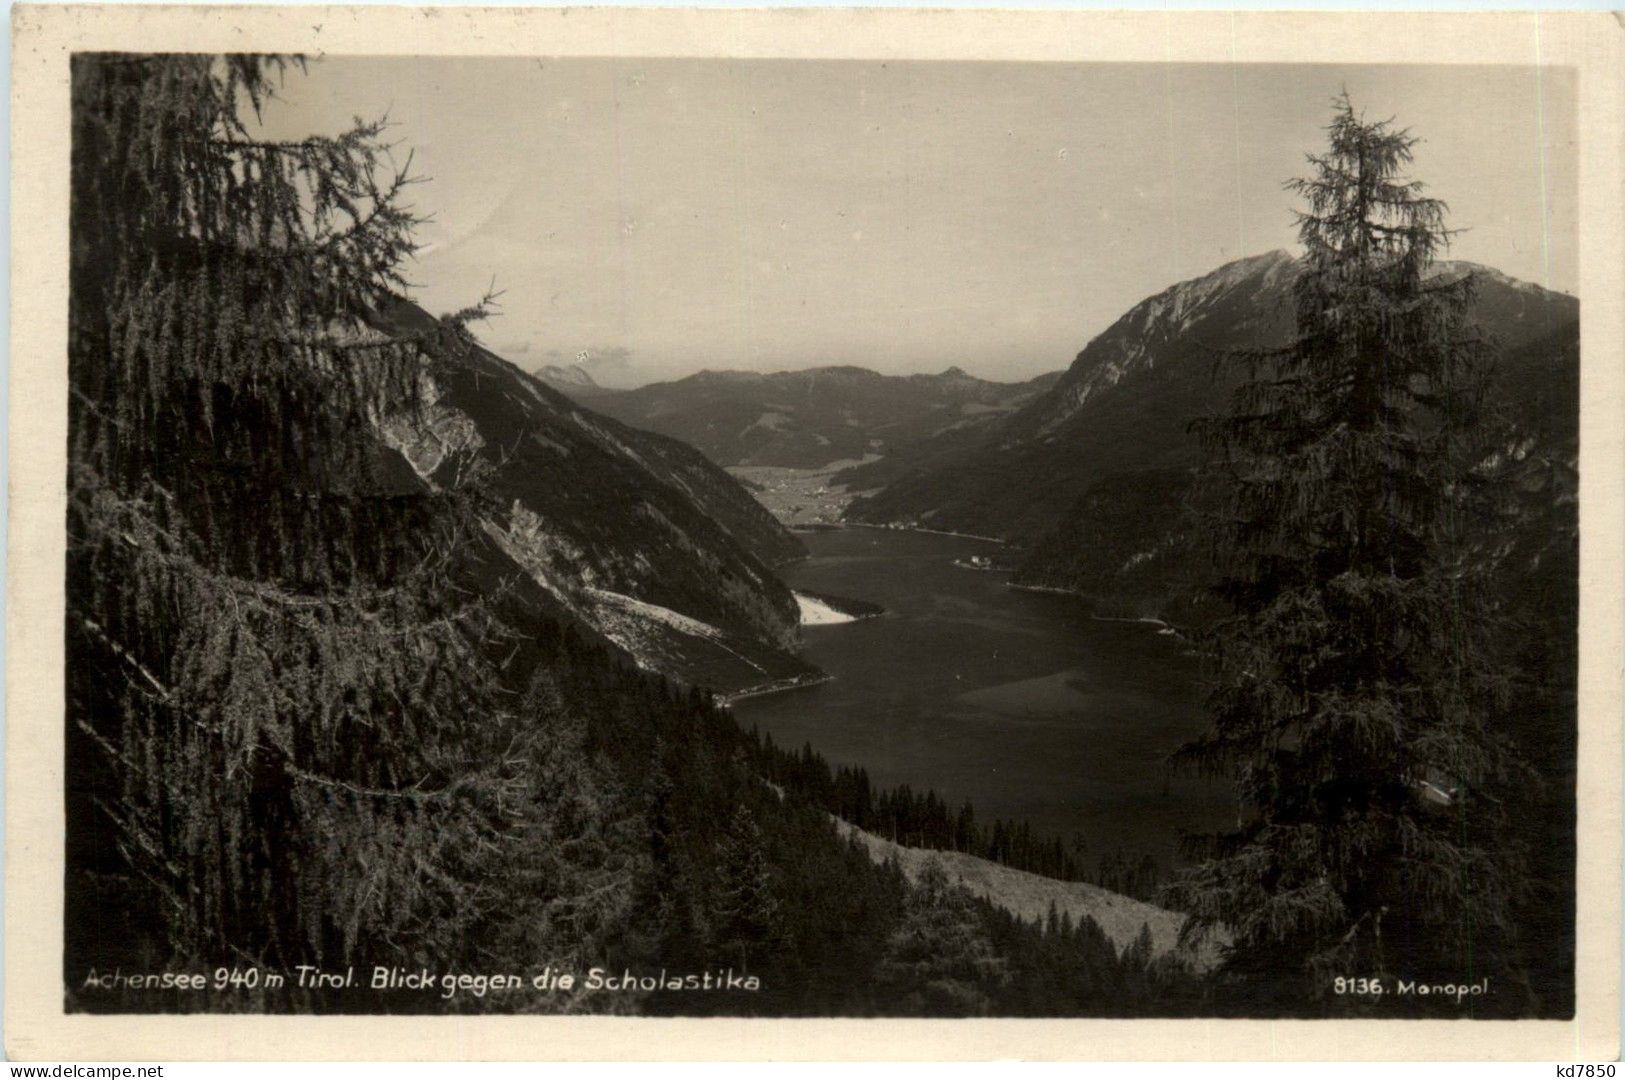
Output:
[1017,250,1305,441]
[1427,259,1554,296]
[1192,248,1297,291]
[1237,248,1293,267]
[534,363,599,389]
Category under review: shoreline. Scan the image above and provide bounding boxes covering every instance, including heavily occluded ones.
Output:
[715,671,834,707]
[842,521,1010,545]
[1089,613,1171,629]
[1089,612,1188,641]
[795,587,886,622]
[952,559,1011,573]
[1006,582,1076,596]
[1007,583,1187,638]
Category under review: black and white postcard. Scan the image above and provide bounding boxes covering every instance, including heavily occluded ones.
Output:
[7,5,1622,1062]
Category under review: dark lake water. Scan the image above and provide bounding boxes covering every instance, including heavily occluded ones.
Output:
[734,527,1236,867]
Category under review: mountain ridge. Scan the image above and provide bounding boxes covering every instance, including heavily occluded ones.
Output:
[370,296,816,695]
[843,251,1579,554]
[560,363,1063,470]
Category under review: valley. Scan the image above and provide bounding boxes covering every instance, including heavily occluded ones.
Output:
[708,251,1577,919]
[478,247,1577,906]
[733,528,1233,872]
[726,457,881,526]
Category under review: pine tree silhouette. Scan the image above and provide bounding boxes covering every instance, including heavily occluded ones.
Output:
[64,53,601,990]
[1165,95,1526,1004]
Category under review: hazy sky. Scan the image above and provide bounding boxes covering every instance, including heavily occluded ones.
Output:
[259,59,1576,386]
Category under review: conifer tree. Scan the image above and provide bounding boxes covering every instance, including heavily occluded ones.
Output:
[711,803,783,971]
[65,54,613,989]
[876,861,1008,1016]
[1166,96,1524,1000]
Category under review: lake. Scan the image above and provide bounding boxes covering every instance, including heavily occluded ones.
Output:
[733,526,1236,868]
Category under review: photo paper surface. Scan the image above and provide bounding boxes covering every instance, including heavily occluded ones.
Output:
[7,6,1621,1061]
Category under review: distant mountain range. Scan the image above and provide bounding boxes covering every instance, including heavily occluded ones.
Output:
[371,298,815,696]
[546,364,1062,469]
[841,250,1579,619]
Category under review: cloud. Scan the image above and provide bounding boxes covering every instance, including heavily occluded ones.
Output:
[572,347,637,386]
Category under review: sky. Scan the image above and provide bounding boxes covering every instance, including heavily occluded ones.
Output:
[258,59,1577,386]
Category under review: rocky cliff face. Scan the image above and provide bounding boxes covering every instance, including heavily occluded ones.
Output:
[371,297,815,695]
[1017,250,1299,443]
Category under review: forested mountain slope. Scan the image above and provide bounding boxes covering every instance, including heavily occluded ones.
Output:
[844,252,1578,560]
[1008,261,1578,615]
